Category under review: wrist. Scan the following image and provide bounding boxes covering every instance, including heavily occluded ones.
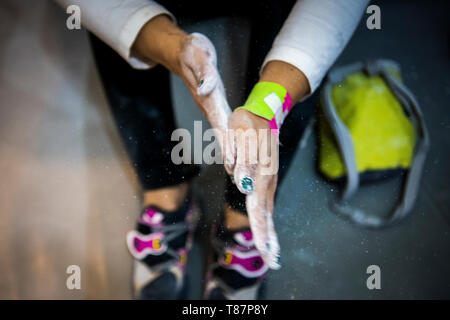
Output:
[232,108,270,129]
[132,14,187,75]
[259,60,310,103]
[236,81,292,138]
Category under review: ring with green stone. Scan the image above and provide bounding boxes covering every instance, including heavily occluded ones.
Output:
[240,177,254,193]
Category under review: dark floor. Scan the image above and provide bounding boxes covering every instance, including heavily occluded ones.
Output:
[181,0,450,299]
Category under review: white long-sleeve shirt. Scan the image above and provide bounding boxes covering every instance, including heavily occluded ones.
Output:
[56,0,369,93]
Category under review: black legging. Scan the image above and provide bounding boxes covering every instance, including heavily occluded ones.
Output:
[89,0,311,214]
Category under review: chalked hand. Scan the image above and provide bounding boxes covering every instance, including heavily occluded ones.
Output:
[133,19,233,166]
[226,78,298,269]
[178,33,234,167]
[228,108,281,270]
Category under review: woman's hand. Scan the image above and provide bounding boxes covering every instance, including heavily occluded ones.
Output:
[133,15,232,164]
[228,108,281,269]
[227,61,311,268]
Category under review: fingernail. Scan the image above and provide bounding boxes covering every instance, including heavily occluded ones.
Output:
[240,177,254,193]
[198,79,204,88]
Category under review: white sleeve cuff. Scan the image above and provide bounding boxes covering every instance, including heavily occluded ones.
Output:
[118,3,175,69]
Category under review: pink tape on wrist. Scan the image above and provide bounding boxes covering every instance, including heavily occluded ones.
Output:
[267,92,292,140]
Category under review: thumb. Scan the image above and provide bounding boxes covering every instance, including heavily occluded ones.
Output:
[246,128,280,269]
[232,127,258,195]
[246,170,280,270]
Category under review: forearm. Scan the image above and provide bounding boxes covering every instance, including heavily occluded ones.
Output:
[132,15,186,75]
[259,60,310,104]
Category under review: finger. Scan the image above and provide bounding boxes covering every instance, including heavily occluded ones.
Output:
[246,130,280,269]
[261,130,280,268]
[247,170,280,270]
[246,190,269,260]
[266,213,280,269]
[263,175,280,269]
[247,178,280,269]
[223,119,236,175]
[233,127,258,194]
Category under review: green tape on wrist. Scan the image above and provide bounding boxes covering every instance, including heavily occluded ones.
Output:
[236,82,288,120]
